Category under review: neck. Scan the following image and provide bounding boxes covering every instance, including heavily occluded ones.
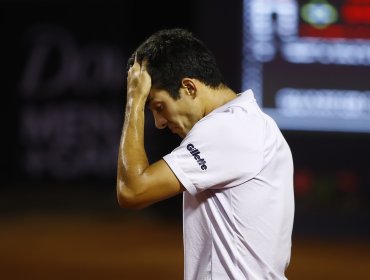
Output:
[203,87,237,116]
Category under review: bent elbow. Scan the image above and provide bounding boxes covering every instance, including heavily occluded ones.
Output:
[116,183,148,210]
[117,194,142,210]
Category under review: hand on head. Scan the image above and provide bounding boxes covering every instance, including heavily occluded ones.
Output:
[126,54,151,101]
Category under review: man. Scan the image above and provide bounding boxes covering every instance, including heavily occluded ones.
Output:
[117,28,295,279]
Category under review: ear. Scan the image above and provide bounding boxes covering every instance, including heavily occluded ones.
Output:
[181,78,197,98]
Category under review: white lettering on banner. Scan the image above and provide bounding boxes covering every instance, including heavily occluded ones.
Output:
[282,40,370,65]
[17,24,125,180]
[19,24,124,98]
[20,103,121,179]
[276,88,370,118]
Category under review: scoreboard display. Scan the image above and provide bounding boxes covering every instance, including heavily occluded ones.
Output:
[242,0,370,133]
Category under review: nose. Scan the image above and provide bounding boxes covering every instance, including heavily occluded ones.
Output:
[153,111,167,129]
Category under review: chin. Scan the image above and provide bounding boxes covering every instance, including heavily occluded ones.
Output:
[176,131,185,138]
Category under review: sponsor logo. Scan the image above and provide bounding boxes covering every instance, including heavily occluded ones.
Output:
[187,143,207,170]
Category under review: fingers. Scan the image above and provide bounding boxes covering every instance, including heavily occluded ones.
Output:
[128,54,149,81]
[141,59,148,74]
[129,53,143,73]
[127,54,138,77]
[131,53,138,69]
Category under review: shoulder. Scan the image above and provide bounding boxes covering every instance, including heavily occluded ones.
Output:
[191,96,265,139]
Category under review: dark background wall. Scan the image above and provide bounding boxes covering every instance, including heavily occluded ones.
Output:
[0,0,245,218]
[1,1,370,279]
[1,0,369,236]
[1,0,242,180]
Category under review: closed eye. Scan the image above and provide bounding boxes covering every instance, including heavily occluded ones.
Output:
[146,98,164,113]
[155,104,163,112]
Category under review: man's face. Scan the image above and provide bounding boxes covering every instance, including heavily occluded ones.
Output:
[147,88,201,138]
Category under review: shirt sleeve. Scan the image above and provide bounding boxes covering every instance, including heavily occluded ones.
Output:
[163,106,266,195]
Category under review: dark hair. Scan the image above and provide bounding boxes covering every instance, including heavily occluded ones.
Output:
[127,28,226,100]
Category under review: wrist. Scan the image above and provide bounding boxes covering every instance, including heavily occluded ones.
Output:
[126,95,147,112]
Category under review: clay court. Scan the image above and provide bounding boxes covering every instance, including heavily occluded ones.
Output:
[1,188,369,280]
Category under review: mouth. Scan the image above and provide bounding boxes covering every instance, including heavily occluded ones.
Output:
[169,126,182,136]
[169,127,178,134]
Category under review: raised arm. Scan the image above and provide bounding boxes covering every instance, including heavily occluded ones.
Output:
[116,59,184,210]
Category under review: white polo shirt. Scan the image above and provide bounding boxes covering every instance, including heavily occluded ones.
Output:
[163,90,295,280]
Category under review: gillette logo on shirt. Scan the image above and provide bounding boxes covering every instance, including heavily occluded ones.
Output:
[187,143,207,170]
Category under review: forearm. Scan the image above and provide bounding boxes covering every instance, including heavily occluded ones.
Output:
[117,96,149,205]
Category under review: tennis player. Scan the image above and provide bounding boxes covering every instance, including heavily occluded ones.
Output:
[117,28,295,280]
